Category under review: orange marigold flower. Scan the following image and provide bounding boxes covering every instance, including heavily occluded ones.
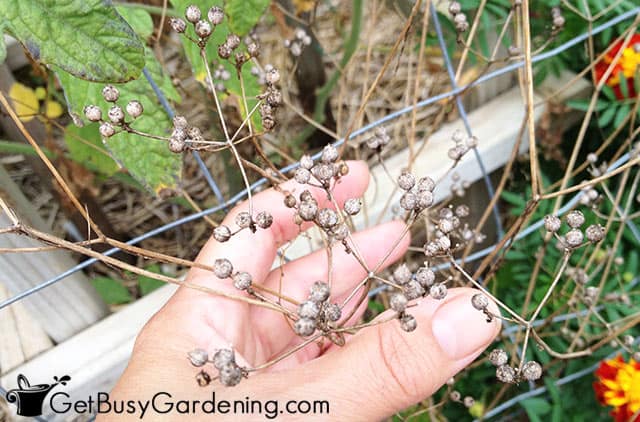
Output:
[593,355,640,421]
[594,33,640,99]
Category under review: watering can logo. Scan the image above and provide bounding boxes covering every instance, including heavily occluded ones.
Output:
[5,374,71,417]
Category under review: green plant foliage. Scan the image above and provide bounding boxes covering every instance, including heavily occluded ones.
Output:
[0,0,145,82]
[225,0,270,36]
[137,265,166,296]
[64,124,120,176]
[116,6,155,40]
[91,276,133,305]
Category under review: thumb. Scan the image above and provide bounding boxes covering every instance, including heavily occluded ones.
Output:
[285,287,501,420]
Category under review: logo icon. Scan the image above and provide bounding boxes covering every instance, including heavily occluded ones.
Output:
[5,374,71,417]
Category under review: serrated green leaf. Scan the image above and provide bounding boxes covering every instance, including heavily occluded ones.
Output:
[57,48,182,195]
[0,0,145,82]
[225,0,269,36]
[64,124,119,176]
[91,277,133,305]
[116,6,154,40]
[170,0,263,130]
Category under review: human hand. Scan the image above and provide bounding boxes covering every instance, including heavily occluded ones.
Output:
[106,161,500,421]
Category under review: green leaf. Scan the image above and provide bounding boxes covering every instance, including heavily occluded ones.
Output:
[601,85,617,101]
[598,105,616,127]
[618,71,629,99]
[0,0,145,82]
[613,104,630,129]
[521,398,552,422]
[116,6,154,40]
[171,0,263,129]
[0,27,6,63]
[57,48,182,195]
[64,124,119,176]
[91,277,133,305]
[138,265,166,296]
[225,0,269,36]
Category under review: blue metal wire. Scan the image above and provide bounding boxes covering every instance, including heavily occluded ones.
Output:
[430,2,504,238]
[142,68,226,206]
[0,8,638,311]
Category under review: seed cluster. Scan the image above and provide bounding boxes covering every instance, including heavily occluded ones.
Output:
[294,281,342,337]
[543,210,605,249]
[284,28,312,57]
[188,347,246,387]
[448,1,469,33]
[84,86,144,139]
[488,348,542,384]
[448,129,478,162]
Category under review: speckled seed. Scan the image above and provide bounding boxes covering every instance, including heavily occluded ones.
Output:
[400,313,417,332]
[298,201,318,221]
[488,348,508,366]
[496,365,516,383]
[188,348,208,367]
[300,154,314,169]
[415,267,435,287]
[471,293,489,310]
[317,208,338,228]
[255,211,273,229]
[398,172,416,191]
[404,280,425,300]
[565,229,584,247]
[344,198,362,215]
[400,192,417,211]
[219,363,243,387]
[232,272,252,290]
[213,258,233,279]
[83,105,102,122]
[544,215,561,232]
[390,293,408,313]
[298,300,321,319]
[566,210,585,228]
[294,318,316,336]
[208,6,224,25]
[521,361,542,381]
[102,85,119,102]
[310,281,331,303]
[212,349,235,369]
[393,264,412,285]
[235,211,252,229]
[430,283,447,300]
[323,303,341,322]
[585,224,605,243]
[213,225,231,242]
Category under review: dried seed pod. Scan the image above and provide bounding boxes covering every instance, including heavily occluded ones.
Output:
[213,225,231,242]
[471,293,489,310]
[170,17,187,33]
[390,293,408,313]
[449,1,462,15]
[544,215,561,232]
[330,223,349,241]
[226,34,241,50]
[463,396,475,408]
[298,300,321,319]
[208,6,224,25]
[566,210,585,228]
[168,136,185,153]
[107,105,125,124]
[185,4,201,23]
[195,20,212,38]
[247,42,260,57]
[125,100,143,119]
[310,281,331,303]
[455,205,470,217]
[404,280,425,300]
[173,115,188,129]
[417,191,434,209]
[213,258,233,279]
[300,154,314,170]
[284,194,297,208]
[415,267,435,288]
[102,85,119,102]
[294,318,316,336]
[196,370,211,386]
[496,365,516,383]
[489,348,508,366]
[294,168,311,184]
[393,264,412,285]
[317,208,338,228]
[219,363,243,387]
[565,229,584,247]
[397,172,416,191]
[311,163,335,183]
[400,192,418,211]
[212,349,235,369]
[521,361,542,381]
[188,348,208,367]
[585,224,605,243]
[265,68,280,85]
[235,211,252,229]
[255,211,273,229]
[233,271,252,290]
[321,144,338,163]
[430,283,448,300]
[323,303,341,322]
[417,176,435,192]
[298,201,318,221]
[344,198,362,215]
[99,122,116,138]
[218,44,232,59]
[83,105,102,122]
[261,115,276,130]
[400,313,417,332]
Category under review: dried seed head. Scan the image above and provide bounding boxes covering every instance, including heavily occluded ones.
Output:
[404,280,425,300]
[449,1,462,15]
[585,224,605,243]
[417,176,435,192]
[298,300,321,319]
[311,163,335,183]
[125,101,142,119]
[415,267,435,287]
[439,219,454,233]
[195,20,212,38]
[450,390,461,401]
[294,318,316,336]
[310,281,331,303]
[173,115,188,129]
[196,370,211,386]
[218,44,232,59]
[417,191,434,209]
[544,215,561,232]
[471,293,489,310]
[317,208,338,228]
[233,271,252,290]
[463,396,475,408]
[390,293,408,313]
[213,225,231,242]
[188,348,208,367]
[102,85,119,102]
[255,211,273,229]
[321,144,339,163]
[107,105,125,124]
[235,211,252,228]
[219,363,243,387]
[294,167,311,184]
[208,6,224,25]
[213,348,235,369]
[168,137,185,153]
[521,361,542,381]
[400,313,417,332]
[323,303,342,322]
[83,105,102,122]
[553,15,565,28]
[261,115,276,130]
[400,192,417,211]
[330,223,349,241]
[489,348,508,366]
[565,229,584,247]
[247,42,260,57]
[213,258,233,279]
[298,200,318,221]
[430,283,448,300]
[266,89,282,107]
[265,68,280,85]
[170,17,187,33]
[185,4,201,23]
[455,205,470,217]
[566,210,585,228]
[284,194,297,208]
[393,264,412,285]
[496,365,516,383]
[344,198,362,215]
[225,33,241,49]
[398,172,416,191]
[99,122,116,138]
[300,154,314,170]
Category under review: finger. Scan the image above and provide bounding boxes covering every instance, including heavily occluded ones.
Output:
[251,221,410,358]
[255,288,501,420]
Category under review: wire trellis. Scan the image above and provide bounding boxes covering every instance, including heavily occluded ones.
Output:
[1,4,639,421]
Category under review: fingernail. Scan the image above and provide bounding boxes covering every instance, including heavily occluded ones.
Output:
[432,294,499,360]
